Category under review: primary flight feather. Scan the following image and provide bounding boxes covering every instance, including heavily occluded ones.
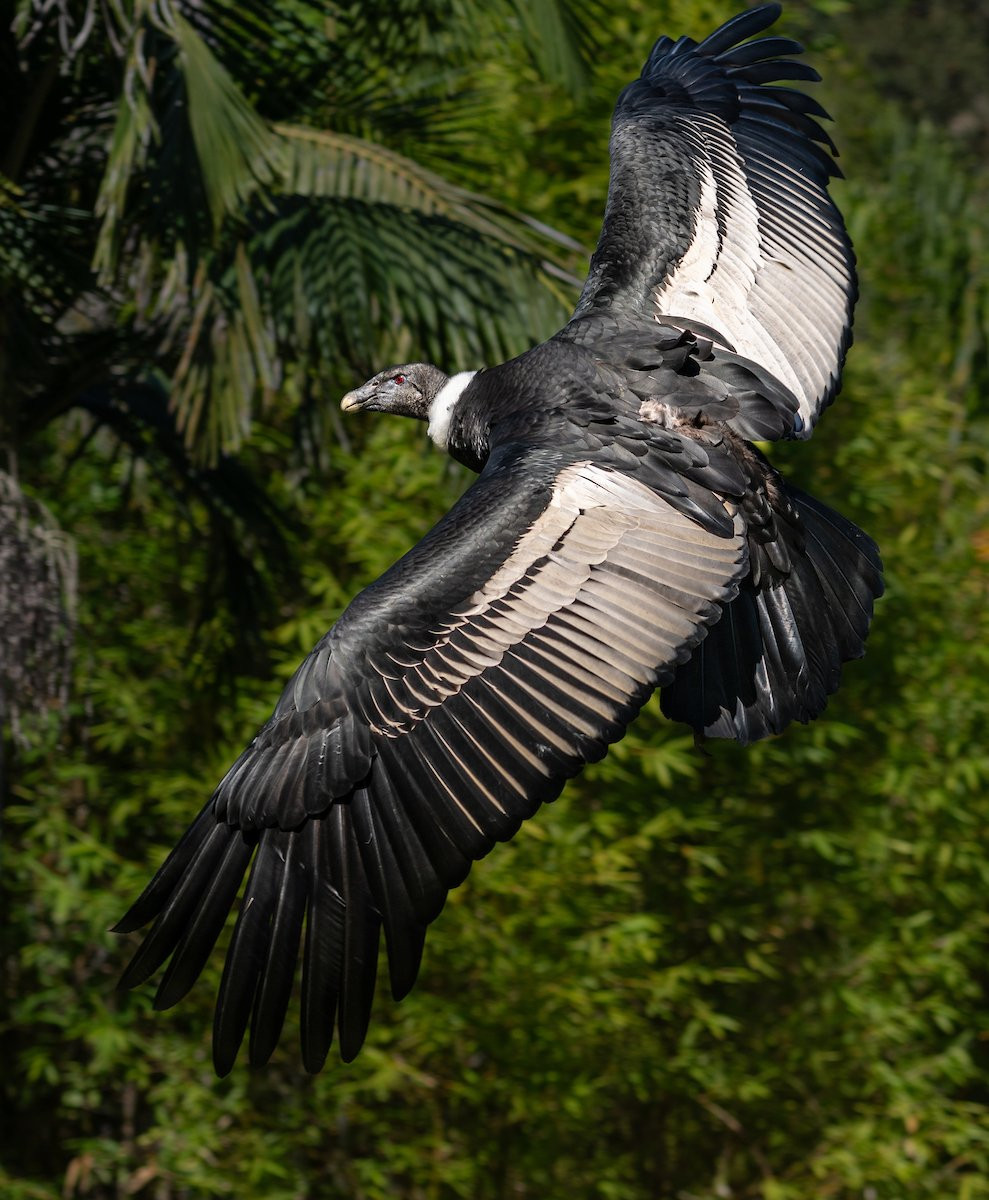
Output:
[117,2,882,1075]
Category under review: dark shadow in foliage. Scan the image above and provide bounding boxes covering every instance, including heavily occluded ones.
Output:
[75,382,298,684]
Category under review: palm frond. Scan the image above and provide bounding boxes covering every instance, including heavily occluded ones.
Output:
[15,0,600,470]
[165,12,281,229]
[94,5,281,270]
[92,24,157,279]
[160,195,574,460]
[335,0,600,94]
[276,123,583,259]
[0,176,93,315]
[167,244,278,461]
[506,0,602,93]
[179,0,331,119]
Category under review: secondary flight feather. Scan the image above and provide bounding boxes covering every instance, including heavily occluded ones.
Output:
[117,3,882,1075]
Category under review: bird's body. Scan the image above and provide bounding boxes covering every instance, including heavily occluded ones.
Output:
[117,3,883,1075]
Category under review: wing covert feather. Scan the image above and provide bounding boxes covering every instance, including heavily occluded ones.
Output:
[572,1,855,437]
[111,4,882,1079]
[116,448,745,1071]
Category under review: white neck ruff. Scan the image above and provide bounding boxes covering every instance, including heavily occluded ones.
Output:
[427,371,477,449]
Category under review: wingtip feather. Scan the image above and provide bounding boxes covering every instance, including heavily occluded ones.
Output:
[695,3,783,58]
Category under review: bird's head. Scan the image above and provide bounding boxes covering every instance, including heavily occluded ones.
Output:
[340,363,449,421]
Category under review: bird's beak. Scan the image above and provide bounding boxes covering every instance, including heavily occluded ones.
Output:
[340,390,362,413]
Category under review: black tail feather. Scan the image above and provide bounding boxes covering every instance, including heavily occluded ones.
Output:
[661,484,883,743]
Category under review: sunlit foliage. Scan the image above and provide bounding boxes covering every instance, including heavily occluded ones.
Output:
[3,2,988,1198]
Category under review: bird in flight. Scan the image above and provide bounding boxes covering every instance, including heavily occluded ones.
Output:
[116,2,883,1075]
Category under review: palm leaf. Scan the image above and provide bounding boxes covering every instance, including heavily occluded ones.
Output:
[91,21,157,279]
[166,12,282,228]
[16,0,601,468]
[506,0,602,93]
[335,0,601,93]
[162,195,574,459]
[276,122,583,259]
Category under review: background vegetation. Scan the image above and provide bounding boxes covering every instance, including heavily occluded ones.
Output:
[2,0,988,1196]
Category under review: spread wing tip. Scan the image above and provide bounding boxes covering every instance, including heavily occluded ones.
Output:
[578,4,856,438]
[640,4,839,180]
[694,4,783,57]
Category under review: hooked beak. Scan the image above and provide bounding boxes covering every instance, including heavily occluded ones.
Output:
[340,390,363,412]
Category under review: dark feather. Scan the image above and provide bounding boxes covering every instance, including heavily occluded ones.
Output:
[299,819,345,1073]
[351,785,427,1001]
[662,483,882,741]
[113,803,217,934]
[115,5,881,1075]
[153,829,256,1010]
[213,831,284,1076]
[725,36,804,67]
[249,829,308,1066]
[694,3,781,57]
[117,818,236,989]
[329,803,381,1063]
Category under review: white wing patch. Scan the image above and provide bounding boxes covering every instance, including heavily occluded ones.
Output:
[363,462,745,738]
[653,113,853,436]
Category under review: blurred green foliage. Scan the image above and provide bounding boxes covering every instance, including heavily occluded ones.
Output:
[3,1,989,1198]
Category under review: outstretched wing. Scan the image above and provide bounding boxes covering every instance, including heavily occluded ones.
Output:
[572,2,855,437]
[116,444,746,1074]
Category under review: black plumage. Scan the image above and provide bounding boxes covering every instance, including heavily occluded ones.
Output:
[116,3,883,1074]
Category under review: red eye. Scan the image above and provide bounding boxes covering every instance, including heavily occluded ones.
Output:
[392,374,405,385]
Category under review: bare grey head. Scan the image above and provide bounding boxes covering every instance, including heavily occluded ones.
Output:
[340,363,449,421]
[341,362,480,449]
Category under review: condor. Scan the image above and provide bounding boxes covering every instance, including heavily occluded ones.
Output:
[117,3,883,1075]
